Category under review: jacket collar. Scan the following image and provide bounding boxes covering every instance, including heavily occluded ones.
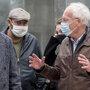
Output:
[63,26,90,47]
[82,27,90,46]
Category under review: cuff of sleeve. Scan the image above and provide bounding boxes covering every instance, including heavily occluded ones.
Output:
[87,71,90,75]
[35,64,46,73]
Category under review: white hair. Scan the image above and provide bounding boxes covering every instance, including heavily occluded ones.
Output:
[64,2,90,25]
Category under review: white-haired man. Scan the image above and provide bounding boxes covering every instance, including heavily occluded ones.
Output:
[3,8,46,90]
[29,2,90,90]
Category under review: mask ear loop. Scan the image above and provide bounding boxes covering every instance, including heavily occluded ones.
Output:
[68,18,81,36]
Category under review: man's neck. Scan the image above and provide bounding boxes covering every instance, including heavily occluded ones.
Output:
[70,26,86,41]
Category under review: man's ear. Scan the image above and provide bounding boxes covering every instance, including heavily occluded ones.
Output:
[77,18,83,24]
[7,18,13,28]
[7,18,11,25]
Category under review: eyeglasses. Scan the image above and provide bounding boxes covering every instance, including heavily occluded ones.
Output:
[61,18,79,23]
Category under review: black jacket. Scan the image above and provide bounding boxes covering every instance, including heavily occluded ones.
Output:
[44,34,66,66]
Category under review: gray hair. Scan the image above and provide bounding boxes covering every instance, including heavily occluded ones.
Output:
[64,2,90,25]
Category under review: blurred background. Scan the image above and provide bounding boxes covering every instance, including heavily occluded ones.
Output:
[0,0,90,54]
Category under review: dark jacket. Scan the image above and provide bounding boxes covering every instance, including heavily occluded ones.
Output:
[44,35,66,66]
[40,27,90,90]
[3,29,43,90]
[0,32,21,90]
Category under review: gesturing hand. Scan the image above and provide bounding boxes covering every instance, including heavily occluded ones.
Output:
[29,53,45,70]
[78,54,90,72]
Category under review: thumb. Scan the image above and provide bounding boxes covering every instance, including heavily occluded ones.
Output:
[42,56,45,62]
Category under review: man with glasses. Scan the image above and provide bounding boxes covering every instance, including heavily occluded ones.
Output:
[29,2,90,90]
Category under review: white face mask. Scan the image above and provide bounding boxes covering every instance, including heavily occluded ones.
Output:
[11,25,28,37]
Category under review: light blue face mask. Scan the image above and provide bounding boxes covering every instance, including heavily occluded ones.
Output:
[60,22,71,36]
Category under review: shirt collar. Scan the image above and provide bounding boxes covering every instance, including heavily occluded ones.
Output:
[70,32,85,44]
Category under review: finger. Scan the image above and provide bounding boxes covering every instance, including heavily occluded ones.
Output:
[42,56,45,60]
[29,60,33,63]
[29,63,32,67]
[79,61,87,66]
[42,56,45,63]
[81,66,88,69]
[78,56,89,63]
[79,54,88,60]
[78,57,86,62]
[55,31,58,34]
[29,56,34,61]
[32,53,40,60]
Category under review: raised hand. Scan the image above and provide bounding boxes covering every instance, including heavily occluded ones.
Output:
[29,53,45,70]
[78,54,90,72]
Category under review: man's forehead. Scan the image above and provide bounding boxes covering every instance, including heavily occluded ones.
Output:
[12,18,28,22]
[62,9,74,20]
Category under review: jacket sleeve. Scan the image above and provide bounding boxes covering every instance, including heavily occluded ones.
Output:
[35,53,62,81]
[33,38,48,89]
[36,61,61,81]
[8,40,22,90]
[44,35,66,66]
[34,38,42,58]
